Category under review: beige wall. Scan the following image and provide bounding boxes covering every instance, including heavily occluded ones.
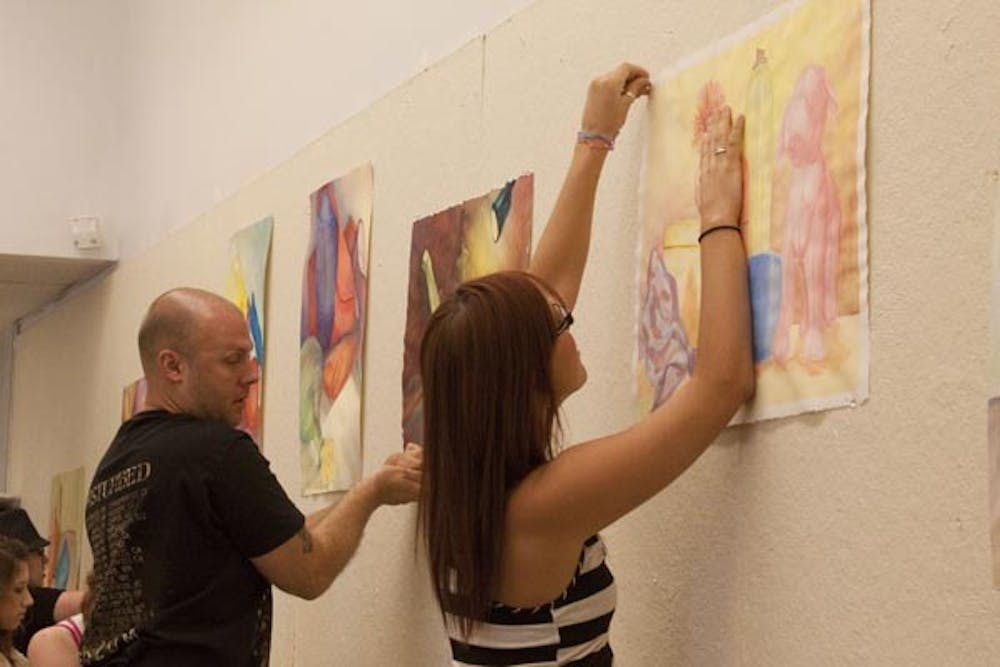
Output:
[0,0,534,261]
[9,0,1000,664]
[0,0,122,259]
[111,0,535,259]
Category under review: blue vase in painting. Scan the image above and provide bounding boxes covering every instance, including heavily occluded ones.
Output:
[748,251,782,363]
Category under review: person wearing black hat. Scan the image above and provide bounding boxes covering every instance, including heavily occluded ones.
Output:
[0,509,83,653]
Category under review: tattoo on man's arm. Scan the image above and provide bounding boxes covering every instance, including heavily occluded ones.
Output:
[298,528,313,554]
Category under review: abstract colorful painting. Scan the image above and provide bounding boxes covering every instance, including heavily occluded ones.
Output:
[45,467,85,590]
[121,378,147,421]
[300,164,373,494]
[225,217,274,447]
[636,0,870,423]
[401,175,533,445]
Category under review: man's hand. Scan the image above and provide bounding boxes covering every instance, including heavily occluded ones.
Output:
[253,443,424,600]
[373,444,422,506]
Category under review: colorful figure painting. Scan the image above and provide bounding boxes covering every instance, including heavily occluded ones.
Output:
[300,164,373,494]
[401,175,533,445]
[225,217,274,447]
[121,378,147,421]
[637,0,870,422]
[45,467,85,589]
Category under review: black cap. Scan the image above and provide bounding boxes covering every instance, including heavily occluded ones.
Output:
[0,509,49,551]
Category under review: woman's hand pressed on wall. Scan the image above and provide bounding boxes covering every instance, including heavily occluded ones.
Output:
[696,106,745,231]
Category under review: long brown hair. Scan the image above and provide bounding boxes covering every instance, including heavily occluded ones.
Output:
[0,536,29,658]
[418,270,562,636]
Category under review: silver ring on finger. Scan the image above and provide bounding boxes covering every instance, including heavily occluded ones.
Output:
[713,146,727,155]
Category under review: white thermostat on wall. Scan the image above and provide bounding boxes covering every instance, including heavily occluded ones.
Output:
[68,215,102,249]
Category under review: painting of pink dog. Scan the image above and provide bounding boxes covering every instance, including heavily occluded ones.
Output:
[637,0,870,422]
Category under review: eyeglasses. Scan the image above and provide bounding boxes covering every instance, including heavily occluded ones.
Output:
[551,302,574,336]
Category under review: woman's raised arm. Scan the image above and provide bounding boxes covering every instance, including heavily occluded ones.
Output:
[512,106,753,543]
[529,62,651,309]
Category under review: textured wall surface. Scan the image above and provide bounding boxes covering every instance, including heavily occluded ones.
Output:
[9,0,1000,664]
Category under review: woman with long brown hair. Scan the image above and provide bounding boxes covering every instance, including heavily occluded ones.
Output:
[419,62,753,665]
[0,537,33,667]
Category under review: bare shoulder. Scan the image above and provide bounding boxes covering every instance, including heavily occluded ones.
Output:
[27,624,78,664]
[503,459,565,535]
[495,464,588,607]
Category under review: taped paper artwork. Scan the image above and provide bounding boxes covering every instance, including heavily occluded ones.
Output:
[401,175,533,445]
[121,378,147,421]
[300,164,373,494]
[46,467,85,590]
[225,216,274,447]
[636,0,870,423]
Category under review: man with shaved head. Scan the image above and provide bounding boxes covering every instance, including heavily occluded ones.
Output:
[82,288,422,666]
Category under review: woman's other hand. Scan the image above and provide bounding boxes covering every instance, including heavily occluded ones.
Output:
[580,62,652,139]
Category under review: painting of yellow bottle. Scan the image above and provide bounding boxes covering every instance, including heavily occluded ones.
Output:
[636,0,870,422]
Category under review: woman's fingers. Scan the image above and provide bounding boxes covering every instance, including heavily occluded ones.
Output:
[581,62,650,137]
[728,114,746,154]
[614,61,651,83]
[621,75,652,103]
[698,106,745,227]
[709,106,732,148]
[614,62,652,102]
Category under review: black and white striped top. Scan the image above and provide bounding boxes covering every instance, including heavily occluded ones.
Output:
[447,535,616,666]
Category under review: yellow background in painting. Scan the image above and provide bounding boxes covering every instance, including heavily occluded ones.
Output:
[639,0,865,417]
[645,0,862,234]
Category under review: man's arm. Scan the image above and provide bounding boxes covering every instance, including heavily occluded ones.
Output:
[251,446,421,600]
[52,589,83,622]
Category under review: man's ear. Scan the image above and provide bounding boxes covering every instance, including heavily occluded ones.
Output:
[158,349,185,382]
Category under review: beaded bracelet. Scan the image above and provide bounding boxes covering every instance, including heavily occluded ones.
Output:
[697,225,741,243]
[577,131,615,151]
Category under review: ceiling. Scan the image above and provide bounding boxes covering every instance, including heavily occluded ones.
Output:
[0,254,116,332]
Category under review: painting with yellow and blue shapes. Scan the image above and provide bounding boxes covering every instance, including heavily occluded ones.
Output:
[401,175,533,446]
[226,217,274,448]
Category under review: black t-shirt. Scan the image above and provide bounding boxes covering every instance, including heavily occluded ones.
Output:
[14,585,63,653]
[80,410,305,666]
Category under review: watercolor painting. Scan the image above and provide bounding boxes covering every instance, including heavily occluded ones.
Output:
[121,378,147,421]
[300,164,373,494]
[990,398,1000,588]
[989,177,1000,398]
[401,175,533,445]
[988,177,1000,588]
[45,467,85,590]
[225,216,274,447]
[637,0,870,422]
